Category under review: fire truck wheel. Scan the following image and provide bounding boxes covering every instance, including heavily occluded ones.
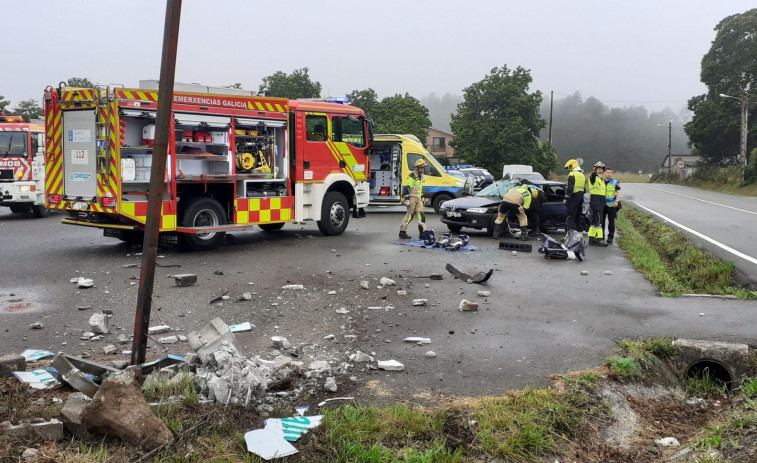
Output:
[32,205,49,218]
[317,191,349,236]
[259,223,285,232]
[179,197,227,251]
[9,205,30,214]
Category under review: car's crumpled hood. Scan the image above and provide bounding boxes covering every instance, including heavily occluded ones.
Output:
[441,195,500,210]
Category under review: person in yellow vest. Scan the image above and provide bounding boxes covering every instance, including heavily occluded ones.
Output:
[587,161,608,246]
[398,159,428,239]
[603,167,621,244]
[492,184,538,241]
[563,159,585,232]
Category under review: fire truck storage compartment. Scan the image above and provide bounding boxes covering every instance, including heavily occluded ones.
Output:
[62,109,98,198]
[369,142,402,199]
[119,109,158,183]
[174,113,231,178]
[234,117,287,186]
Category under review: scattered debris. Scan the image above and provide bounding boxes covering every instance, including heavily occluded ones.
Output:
[581,270,589,275]
[412,299,427,306]
[214,270,224,275]
[172,274,197,287]
[229,322,254,333]
[317,397,355,407]
[148,325,171,335]
[397,289,407,295]
[29,321,44,329]
[445,263,493,284]
[102,345,117,355]
[335,308,349,315]
[1,354,26,377]
[366,306,394,311]
[459,300,479,312]
[245,429,298,459]
[324,377,338,392]
[158,336,179,344]
[187,318,241,364]
[498,241,533,252]
[209,291,230,304]
[324,334,335,340]
[309,360,331,372]
[281,284,304,290]
[81,371,173,451]
[379,277,396,286]
[88,313,109,334]
[413,274,443,280]
[271,336,292,349]
[425,351,437,358]
[603,270,613,275]
[403,337,431,344]
[477,290,490,297]
[359,280,369,290]
[19,350,54,362]
[655,437,681,447]
[377,360,404,371]
[12,369,58,389]
[76,277,94,288]
[349,351,373,363]
[237,292,253,301]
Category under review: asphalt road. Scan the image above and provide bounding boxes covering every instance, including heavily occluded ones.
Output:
[622,183,757,288]
[0,205,755,401]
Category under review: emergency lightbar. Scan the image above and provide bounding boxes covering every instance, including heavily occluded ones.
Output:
[0,115,25,122]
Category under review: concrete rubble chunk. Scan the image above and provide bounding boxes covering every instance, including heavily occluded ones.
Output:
[459,300,478,312]
[30,418,63,441]
[187,317,240,364]
[61,392,92,436]
[281,284,304,290]
[21,448,39,461]
[80,371,173,451]
[309,360,331,372]
[148,325,171,335]
[604,270,613,275]
[655,437,680,447]
[159,336,179,344]
[380,277,396,286]
[425,351,437,358]
[102,345,117,355]
[238,292,253,301]
[0,354,26,378]
[412,299,427,306]
[324,377,338,392]
[477,291,490,297]
[88,313,109,334]
[271,336,292,350]
[29,321,44,329]
[77,277,94,288]
[173,274,197,287]
[377,360,404,371]
[580,270,589,276]
[117,334,130,344]
[359,280,369,289]
[51,354,100,398]
[397,289,407,295]
[349,350,374,363]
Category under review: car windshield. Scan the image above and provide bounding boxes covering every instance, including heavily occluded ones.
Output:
[513,172,545,181]
[0,132,27,157]
[476,180,519,197]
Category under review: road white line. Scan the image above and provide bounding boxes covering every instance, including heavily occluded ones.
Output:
[632,183,757,216]
[630,201,757,266]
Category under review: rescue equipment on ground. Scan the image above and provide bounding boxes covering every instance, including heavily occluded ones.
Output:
[538,231,586,261]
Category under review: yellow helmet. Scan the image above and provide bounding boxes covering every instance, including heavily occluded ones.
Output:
[564,159,579,170]
[593,161,605,170]
[414,159,427,168]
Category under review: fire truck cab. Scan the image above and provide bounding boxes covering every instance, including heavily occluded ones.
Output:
[43,82,371,250]
[0,115,47,217]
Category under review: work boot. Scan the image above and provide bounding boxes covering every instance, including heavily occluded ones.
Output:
[607,237,614,244]
[398,230,411,239]
[520,227,529,241]
[492,222,503,239]
[418,224,425,239]
[528,228,539,237]
[596,240,608,247]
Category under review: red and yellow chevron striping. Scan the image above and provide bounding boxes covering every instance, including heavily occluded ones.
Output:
[235,196,294,224]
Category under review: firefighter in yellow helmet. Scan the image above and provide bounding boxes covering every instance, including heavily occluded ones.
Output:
[564,158,585,232]
[492,184,538,241]
[587,161,608,246]
[398,158,428,239]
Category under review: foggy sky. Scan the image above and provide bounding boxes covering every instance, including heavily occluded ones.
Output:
[2,1,754,113]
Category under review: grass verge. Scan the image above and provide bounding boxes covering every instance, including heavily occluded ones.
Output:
[616,206,755,298]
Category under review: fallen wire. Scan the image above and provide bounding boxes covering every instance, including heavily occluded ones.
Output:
[156,263,182,268]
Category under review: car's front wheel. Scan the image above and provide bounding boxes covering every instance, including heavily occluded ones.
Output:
[446,224,463,233]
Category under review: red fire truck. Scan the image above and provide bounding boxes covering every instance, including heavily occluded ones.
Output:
[43,83,372,250]
[0,114,47,217]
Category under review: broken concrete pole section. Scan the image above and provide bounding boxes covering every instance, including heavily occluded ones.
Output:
[187,317,241,364]
[88,313,109,334]
[0,354,26,378]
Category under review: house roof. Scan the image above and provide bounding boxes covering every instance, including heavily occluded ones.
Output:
[427,127,454,137]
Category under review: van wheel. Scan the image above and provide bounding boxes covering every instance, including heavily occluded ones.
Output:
[32,205,49,218]
[432,194,452,214]
[259,223,285,232]
[179,197,226,251]
[317,191,349,236]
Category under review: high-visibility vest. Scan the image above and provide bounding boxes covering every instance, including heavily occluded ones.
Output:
[588,174,606,196]
[568,171,585,193]
[406,173,423,198]
[605,179,619,206]
[514,185,532,209]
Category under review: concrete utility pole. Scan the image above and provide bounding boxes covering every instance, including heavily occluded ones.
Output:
[720,90,752,184]
[657,122,672,176]
[132,0,182,366]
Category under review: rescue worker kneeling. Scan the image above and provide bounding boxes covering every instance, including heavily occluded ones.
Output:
[492,185,538,241]
[398,159,428,239]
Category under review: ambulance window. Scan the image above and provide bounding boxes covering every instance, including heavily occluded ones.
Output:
[406,153,441,177]
[332,116,365,148]
[306,115,328,142]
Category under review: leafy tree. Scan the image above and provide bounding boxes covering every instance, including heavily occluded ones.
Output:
[223,83,244,89]
[66,77,94,88]
[370,93,431,145]
[450,65,555,175]
[0,95,10,113]
[347,88,379,119]
[259,68,321,99]
[11,99,43,120]
[420,92,462,132]
[685,8,757,165]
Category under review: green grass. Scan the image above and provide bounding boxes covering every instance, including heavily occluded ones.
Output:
[687,368,728,399]
[618,336,676,367]
[605,357,642,377]
[616,207,756,298]
[653,164,757,197]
